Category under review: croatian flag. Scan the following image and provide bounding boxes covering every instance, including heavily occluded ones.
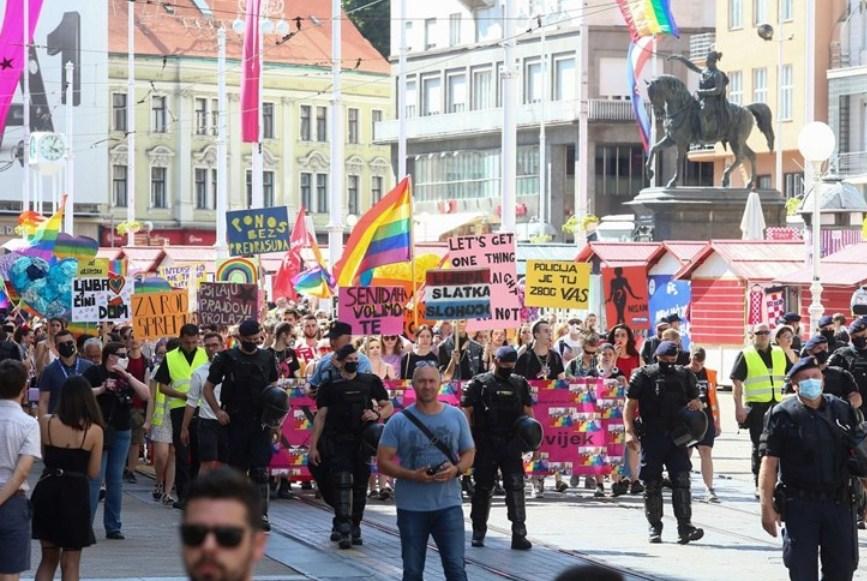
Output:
[626,36,654,151]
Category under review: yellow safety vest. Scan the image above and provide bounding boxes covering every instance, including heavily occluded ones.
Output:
[743,345,787,403]
[165,347,209,411]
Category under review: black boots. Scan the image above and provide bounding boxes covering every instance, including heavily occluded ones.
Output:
[505,474,531,550]
[644,480,664,543]
[672,472,704,545]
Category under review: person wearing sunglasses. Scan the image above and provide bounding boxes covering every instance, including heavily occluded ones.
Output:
[730,323,792,497]
[38,329,93,417]
[180,467,267,581]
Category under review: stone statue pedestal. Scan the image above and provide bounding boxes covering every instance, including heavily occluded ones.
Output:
[625,187,786,241]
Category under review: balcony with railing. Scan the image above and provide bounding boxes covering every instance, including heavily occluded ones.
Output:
[689,32,715,63]
[836,151,867,179]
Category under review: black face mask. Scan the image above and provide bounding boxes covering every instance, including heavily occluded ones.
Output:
[495,366,513,380]
[821,329,835,341]
[658,361,674,374]
[813,350,830,365]
[58,343,76,358]
[853,336,867,350]
[240,341,258,353]
[343,362,359,374]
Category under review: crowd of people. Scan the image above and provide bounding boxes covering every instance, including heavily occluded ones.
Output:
[0,301,865,581]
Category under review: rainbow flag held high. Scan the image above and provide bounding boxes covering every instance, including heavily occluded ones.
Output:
[292,265,334,299]
[16,210,44,237]
[615,0,679,41]
[53,233,99,262]
[333,177,413,287]
[19,203,63,260]
[135,277,172,294]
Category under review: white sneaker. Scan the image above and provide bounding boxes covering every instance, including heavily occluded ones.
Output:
[705,488,720,503]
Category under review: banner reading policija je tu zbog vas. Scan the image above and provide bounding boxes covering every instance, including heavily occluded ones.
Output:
[269,378,626,480]
[226,207,290,257]
[524,260,591,310]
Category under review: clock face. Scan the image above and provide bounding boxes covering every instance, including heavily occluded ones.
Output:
[39,134,66,162]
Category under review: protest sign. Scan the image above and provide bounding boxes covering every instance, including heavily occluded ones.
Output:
[648,275,691,349]
[601,265,649,330]
[76,258,109,278]
[216,257,259,284]
[197,282,260,327]
[227,207,290,256]
[71,276,132,323]
[338,286,407,335]
[524,261,590,309]
[158,263,209,289]
[132,290,191,340]
[447,233,520,329]
[424,268,491,320]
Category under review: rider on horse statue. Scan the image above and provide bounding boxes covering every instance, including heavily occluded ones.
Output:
[668,50,730,143]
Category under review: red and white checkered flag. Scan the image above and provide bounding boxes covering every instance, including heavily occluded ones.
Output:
[766,289,785,328]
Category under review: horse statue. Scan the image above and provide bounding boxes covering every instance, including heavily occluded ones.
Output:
[644,70,775,190]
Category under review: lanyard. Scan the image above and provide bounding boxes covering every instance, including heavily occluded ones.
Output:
[59,359,81,380]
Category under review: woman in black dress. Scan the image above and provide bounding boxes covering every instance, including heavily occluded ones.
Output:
[31,376,104,581]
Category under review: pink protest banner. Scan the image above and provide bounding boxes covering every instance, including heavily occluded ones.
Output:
[446,233,521,330]
[338,286,407,335]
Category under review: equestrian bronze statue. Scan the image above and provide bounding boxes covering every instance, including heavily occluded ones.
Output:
[645,50,774,190]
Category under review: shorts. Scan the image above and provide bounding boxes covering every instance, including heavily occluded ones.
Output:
[198,418,228,463]
[0,493,31,574]
[130,408,146,445]
[149,402,174,444]
[692,413,715,449]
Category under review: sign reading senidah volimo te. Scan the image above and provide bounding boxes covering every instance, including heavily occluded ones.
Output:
[226,207,290,256]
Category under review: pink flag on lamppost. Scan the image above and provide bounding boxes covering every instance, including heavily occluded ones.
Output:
[0,0,45,139]
[240,0,261,143]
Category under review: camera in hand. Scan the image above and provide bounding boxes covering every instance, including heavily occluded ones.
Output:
[426,461,449,476]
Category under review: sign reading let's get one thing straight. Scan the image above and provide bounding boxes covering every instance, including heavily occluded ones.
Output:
[226,207,290,256]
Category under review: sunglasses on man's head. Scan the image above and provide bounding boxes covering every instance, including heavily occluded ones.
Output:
[180,524,245,548]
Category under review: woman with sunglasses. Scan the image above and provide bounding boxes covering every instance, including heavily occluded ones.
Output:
[773,325,799,365]
[380,334,403,372]
[83,341,150,540]
[400,326,439,379]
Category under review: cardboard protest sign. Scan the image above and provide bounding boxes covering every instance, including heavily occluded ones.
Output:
[447,233,520,329]
[338,286,407,335]
[227,207,290,256]
[197,282,260,327]
[423,268,491,320]
[76,258,109,278]
[158,263,209,290]
[524,261,590,309]
[132,290,192,340]
[71,277,132,323]
[601,265,649,330]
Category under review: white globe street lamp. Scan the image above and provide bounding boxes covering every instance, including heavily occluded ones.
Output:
[798,121,836,334]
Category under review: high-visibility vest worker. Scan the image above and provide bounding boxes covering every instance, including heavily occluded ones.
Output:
[164,347,208,410]
[742,345,787,403]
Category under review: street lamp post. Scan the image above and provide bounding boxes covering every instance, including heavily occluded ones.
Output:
[797,121,836,334]
[757,20,792,196]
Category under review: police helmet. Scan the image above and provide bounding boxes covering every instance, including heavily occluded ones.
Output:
[512,415,543,452]
[671,406,708,448]
[260,385,290,429]
[361,422,385,455]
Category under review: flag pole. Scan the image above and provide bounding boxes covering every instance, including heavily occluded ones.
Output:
[408,177,419,329]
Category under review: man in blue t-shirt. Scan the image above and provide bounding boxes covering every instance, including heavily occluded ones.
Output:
[37,329,92,416]
[378,364,475,581]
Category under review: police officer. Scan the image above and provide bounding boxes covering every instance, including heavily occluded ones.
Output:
[817,315,845,353]
[462,346,534,550]
[625,341,704,544]
[759,357,861,580]
[202,319,278,531]
[779,312,804,352]
[307,344,393,549]
[798,335,863,409]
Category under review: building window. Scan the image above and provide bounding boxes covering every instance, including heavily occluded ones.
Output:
[729,0,743,29]
[316,173,328,213]
[195,98,208,135]
[756,174,772,189]
[524,58,543,104]
[300,105,311,141]
[780,64,793,121]
[371,175,383,203]
[348,108,359,144]
[784,172,804,198]
[245,171,252,207]
[210,98,219,135]
[753,0,767,26]
[112,93,126,132]
[421,74,442,116]
[471,66,493,111]
[405,21,413,52]
[112,165,127,208]
[752,68,767,104]
[347,174,359,216]
[152,96,167,133]
[679,160,714,187]
[210,169,217,208]
[446,71,467,113]
[405,79,417,118]
[781,0,793,21]
[424,18,436,50]
[151,166,167,208]
[475,5,502,43]
[594,144,648,197]
[263,170,275,207]
[554,55,576,102]
[449,13,461,47]
[195,168,208,209]
[729,71,743,105]
[316,106,327,142]
[262,102,275,139]
[301,172,312,210]
[371,109,382,141]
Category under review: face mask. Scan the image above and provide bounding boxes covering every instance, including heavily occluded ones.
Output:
[240,341,258,353]
[495,366,512,379]
[58,342,76,358]
[114,357,128,371]
[797,378,823,400]
[853,336,867,350]
[343,362,359,374]
[813,350,830,365]
[821,329,835,341]
[658,361,674,373]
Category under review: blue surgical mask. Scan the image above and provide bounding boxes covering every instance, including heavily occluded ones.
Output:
[797,378,823,400]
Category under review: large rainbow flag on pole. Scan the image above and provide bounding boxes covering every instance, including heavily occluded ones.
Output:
[615,0,679,41]
[333,177,413,287]
[627,36,655,150]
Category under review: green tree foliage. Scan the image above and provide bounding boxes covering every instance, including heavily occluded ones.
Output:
[343,0,390,58]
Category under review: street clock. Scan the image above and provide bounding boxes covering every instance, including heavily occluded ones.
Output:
[29,132,67,172]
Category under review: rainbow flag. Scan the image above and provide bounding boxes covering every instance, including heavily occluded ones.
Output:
[292,265,334,299]
[333,177,413,287]
[53,233,99,262]
[67,321,99,338]
[627,36,654,150]
[135,277,172,294]
[0,287,9,310]
[109,259,127,276]
[20,203,63,260]
[616,0,679,40]
[16,210,44,237]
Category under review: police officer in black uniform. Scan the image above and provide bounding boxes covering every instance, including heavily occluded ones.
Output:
[308,344,393,549]
[624,341,705,544]
[203,319,278,531]
[779,312,804,352]
[817,315,845,353]
[798,334,863,409]
[462,346,534,550]
[829,316,867,415]
[759,357,862,580]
